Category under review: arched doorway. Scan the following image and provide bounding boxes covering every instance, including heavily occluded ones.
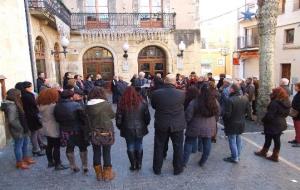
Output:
[34,36,46,75]
[54,43,62,85]
[138,46,166,77]
[82,47,114,80]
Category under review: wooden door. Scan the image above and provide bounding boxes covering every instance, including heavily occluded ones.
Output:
[281,63,291,81]
[83,47,114,81]
[138,46,166,77]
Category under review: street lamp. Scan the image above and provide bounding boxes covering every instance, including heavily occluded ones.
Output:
[122,42,129,59]
[51,36,69,58]
[177,41,186,57]
[220,47,229,75]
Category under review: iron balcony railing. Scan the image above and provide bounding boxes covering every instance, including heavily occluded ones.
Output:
[237,36,259,49]
[71,13,176,30]
[28,0,71,26]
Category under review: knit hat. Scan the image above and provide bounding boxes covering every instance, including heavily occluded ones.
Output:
[60,90,74,99]
[22,81,32,89]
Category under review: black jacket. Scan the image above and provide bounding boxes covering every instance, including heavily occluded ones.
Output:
[21,91,42,131]
[292,92,300,120]
[84,80,95,95]
[54,99,85,132]
[262,99,291,134]
[37,77,45,93]
[151,84,186,132]
[94,79,106,87]
[116,101,150,139]
[223,92,249,135]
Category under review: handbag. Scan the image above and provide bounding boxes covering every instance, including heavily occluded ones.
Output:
[91,128,114,146]
[290,108,299,118]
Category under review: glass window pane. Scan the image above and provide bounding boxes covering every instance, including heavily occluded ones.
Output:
[155,63,163,70]
[141,63,150,71]
[86,0,95,6]
[140,0,150,6]
[99,0,108,6]
[152,0,161,6]
[99,7,108,13]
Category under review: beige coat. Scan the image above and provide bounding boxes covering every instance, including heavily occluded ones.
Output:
[39,104,60,138]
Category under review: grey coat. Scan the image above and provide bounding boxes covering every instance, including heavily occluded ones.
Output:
[1,100,29,139]
[39,104,60,138]
[185,100,220,138]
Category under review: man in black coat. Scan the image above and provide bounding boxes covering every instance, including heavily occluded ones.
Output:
[151,74,186,175]
[37,72,45,93]
[223,83,248,163]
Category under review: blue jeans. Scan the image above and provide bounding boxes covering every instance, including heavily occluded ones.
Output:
[183,136,212,166]
[14,137,29,162]
[125,137,143,151]
[227,135,242,161]
[191,137,203,153]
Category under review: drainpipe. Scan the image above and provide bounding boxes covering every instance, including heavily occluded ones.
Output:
[24,0,37,91]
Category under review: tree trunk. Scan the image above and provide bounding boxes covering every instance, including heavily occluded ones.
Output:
[256,0,279,122]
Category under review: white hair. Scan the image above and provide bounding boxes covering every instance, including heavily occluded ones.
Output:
[165,74,176,85]
[280,78,289,86]
[138,72,145,77]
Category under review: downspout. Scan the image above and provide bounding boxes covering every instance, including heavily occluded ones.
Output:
[24,0,37,91]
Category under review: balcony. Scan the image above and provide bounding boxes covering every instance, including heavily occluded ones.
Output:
[237,36,259,50]
[71,13,176,30]
[28,0,71,27]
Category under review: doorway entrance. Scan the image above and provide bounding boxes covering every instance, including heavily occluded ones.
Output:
[281,63,291,82]
[138,46,166,78]
[34,36,46,76]
[82,47,114,81]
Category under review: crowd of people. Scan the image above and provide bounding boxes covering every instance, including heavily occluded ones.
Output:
[1,70,300,181]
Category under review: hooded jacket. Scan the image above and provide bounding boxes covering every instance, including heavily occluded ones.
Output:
[1,100,29,139]
[262,99,291,134]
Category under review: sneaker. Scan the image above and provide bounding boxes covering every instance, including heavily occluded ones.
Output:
[288,140,297,144]
[292,143,300,147]
[55,164,69,171]
[223,157,239,164]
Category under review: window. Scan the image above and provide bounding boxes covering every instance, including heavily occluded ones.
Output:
[139,0,162,13]
[279,0,286,14]
[85,0,108,13]
[285,29,295,44]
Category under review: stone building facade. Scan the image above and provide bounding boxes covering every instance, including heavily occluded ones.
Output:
[29,0,201,84]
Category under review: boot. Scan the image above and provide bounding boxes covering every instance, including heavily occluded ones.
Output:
[127,151,136,171]
[93,165,103,181]
[80,151,88,173]
[135,150,143,170]
[23,157,36,165]
[16,161,29,170]
[267,149,279,162]
[66,152,80,172]
[103,166,115,181]
[254,147,269,158]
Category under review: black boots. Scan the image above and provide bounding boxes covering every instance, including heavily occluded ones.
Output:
[135,150,143,170]
[127,150,143,171]
[127,151,136,171]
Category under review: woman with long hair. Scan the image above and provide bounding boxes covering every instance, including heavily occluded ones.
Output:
[255,87,291,162]
[1,89,35,169]
[116,86,150,171]
[21,81,45,156]
[85,87,115,181]
[37,88,68,170]
[183,84,220,167]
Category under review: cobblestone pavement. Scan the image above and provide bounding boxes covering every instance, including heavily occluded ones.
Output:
[0,105,300,190]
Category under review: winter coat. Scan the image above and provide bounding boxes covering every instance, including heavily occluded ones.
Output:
[133,78,147,87]
[116,101,150,139]
[84,80,95,95]
[37,77,45,93]
[116,80,128,97]
[151,84,186,132]
[245,84,255,101]
[94,79,106,87]
[292,92,300,120]
[185,99,220,138]
[1,100,29,139]
[54,99,85,132]
[223,92,249,136]
[86,99,115,132]
[38,104,60,138]
[21,91,42,132]
[262,99,291,134]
